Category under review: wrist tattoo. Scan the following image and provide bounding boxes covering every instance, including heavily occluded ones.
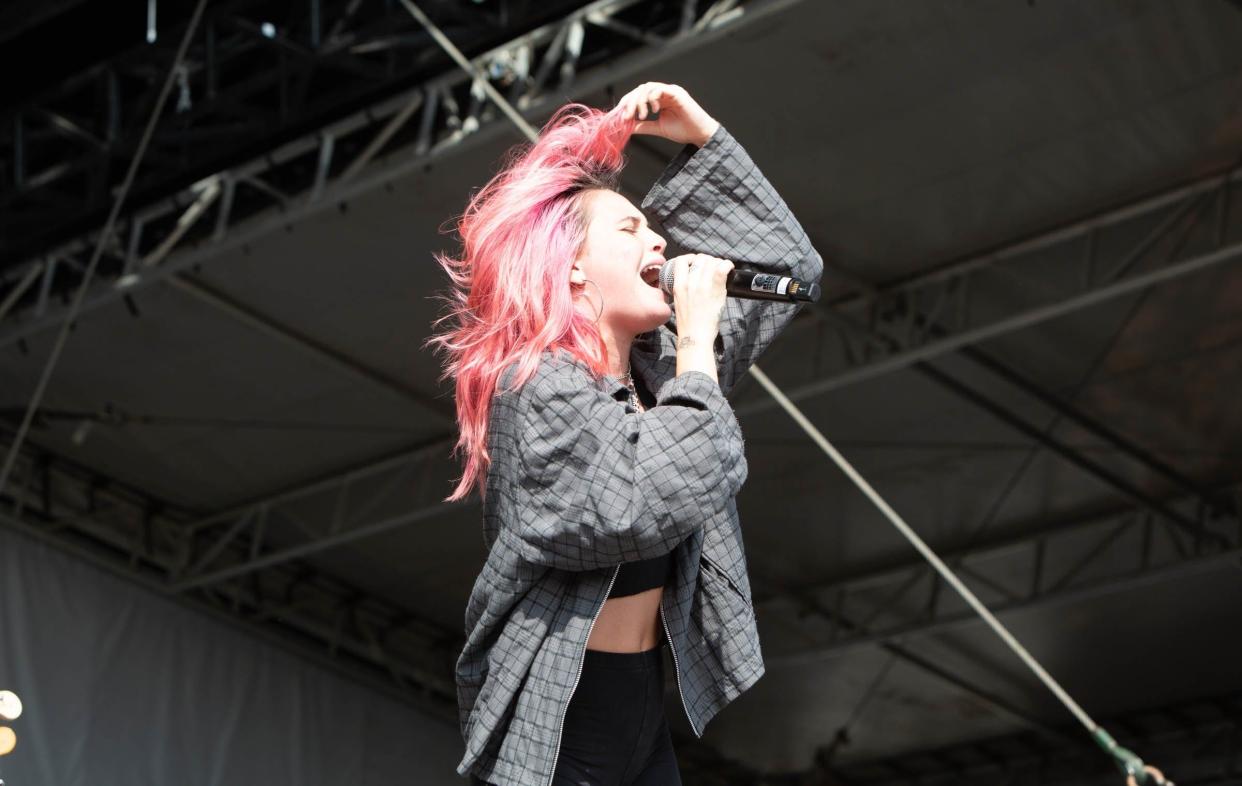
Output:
[676,335,698,350]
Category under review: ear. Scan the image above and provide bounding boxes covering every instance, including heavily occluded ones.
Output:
[569,264,586,287]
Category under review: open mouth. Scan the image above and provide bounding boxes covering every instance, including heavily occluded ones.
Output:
[640,263,663,289]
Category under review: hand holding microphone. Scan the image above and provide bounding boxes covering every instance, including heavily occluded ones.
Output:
[664,253,821,383]
[668,254,733,344]
[667,254,731,383]
[660,255,821,304]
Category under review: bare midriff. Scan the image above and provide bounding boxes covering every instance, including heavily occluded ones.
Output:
[585,585,665,652]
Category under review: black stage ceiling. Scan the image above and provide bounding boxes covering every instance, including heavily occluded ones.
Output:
[3,2,1242,783]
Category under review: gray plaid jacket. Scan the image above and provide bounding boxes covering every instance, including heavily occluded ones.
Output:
[455,125,824,785]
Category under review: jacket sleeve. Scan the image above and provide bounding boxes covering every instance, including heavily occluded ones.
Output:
[641,124,825,396]
[505,366,748,572]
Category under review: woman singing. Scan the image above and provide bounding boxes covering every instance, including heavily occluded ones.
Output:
[429,82,823,785]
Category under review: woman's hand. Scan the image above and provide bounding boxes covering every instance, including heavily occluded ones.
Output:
[617,82,720,147]
[669,253,733,344]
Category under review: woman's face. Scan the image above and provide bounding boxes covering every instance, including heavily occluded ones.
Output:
[573,189,670,336]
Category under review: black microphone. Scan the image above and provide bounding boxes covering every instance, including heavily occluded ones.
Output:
[658,262,820,303]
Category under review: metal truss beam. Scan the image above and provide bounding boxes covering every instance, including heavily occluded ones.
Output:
[0,0,809,342]
[797,182,1238,530]
[797,254,1235,555]
[955,343,1236,521]
[0,0,585,264]
[801,182,1238,529]
[0,433,464,719]
[818,691,1242,786]
[9,167,1232,630]
[4,338,1238,776]
[756,484,1241,668]
[3,2,1238,775]
[170,432,458,591]
[0,426,762,783]
[736,167,1242,418]
[5,164,1233,693]
[916,361,1229,549]
[0,505,460,727]
[0,1,814,754]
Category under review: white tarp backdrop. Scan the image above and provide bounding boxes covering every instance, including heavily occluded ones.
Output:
[0,527,462,786]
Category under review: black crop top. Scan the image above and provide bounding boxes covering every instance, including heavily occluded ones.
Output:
[609,550,674,598]
[607,376,675,599]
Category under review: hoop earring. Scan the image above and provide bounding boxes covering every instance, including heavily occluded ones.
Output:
[573,277,604,324]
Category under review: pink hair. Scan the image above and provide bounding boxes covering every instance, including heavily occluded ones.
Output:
[425,102,637,502]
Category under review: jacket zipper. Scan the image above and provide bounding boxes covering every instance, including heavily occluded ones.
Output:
[661,589,701,737]
[547,563,621,786]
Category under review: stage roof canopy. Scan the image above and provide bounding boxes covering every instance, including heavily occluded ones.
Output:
[3,2,1242,782]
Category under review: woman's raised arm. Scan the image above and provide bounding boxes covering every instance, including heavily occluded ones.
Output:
[621,82,825,395]
[643,125,824,395]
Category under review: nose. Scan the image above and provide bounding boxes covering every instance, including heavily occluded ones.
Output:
[649,229,666,254]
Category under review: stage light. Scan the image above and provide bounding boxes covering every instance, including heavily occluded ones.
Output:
[261,22,276,38]
[0,692,20,722]
[0,726,14,756]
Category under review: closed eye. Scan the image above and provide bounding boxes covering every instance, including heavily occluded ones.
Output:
[618,216,644,233]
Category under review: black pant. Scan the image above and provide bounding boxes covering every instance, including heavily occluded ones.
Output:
[472,642,682,785]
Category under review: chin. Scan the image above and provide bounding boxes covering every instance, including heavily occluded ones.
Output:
[615,290,672,336]
[616,309,669,339]
[656,302,674,325]
[641,302,672,332]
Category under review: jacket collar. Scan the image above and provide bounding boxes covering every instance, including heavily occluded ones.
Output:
[544,342,666,404]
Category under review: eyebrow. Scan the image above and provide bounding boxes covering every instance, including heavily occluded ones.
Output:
[617,215,645,227]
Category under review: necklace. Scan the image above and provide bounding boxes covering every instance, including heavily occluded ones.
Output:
[620,367,644,412]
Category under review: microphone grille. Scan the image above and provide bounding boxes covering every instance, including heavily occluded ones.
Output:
[658,260,676,294]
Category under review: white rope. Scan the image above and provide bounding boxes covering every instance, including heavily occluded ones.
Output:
[747,363,1099,732]
[749,361,1174,783]
[389,4,1168,780]
[396,0,541,143]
